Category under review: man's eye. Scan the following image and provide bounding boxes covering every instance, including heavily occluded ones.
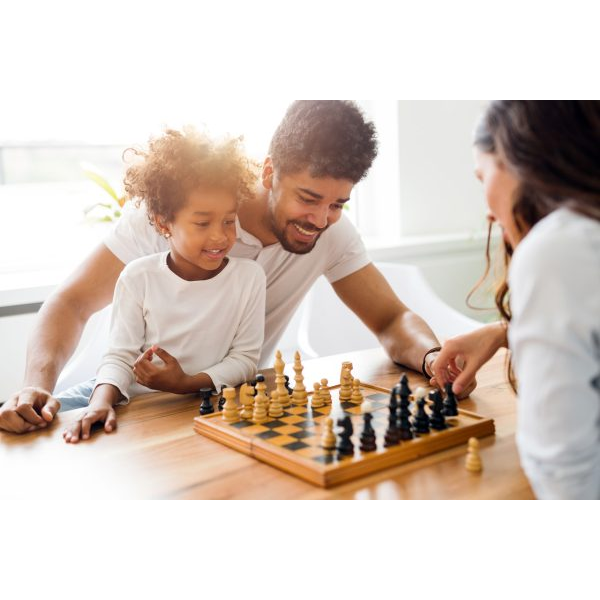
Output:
[332,204,344,210]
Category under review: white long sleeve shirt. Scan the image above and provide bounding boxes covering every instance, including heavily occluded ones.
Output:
[509,208,600,499]
[95,253,266,400]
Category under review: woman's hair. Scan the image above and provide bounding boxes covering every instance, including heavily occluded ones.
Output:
[472,101,600,390]
[123,127,257,228]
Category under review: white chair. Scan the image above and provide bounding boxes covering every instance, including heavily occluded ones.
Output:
[53,304,112,394]
[294,262,482,359]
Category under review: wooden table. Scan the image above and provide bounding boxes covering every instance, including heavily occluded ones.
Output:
[0,348,534,499]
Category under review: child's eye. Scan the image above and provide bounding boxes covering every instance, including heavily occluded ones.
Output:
[194,222,210,228]
[224,219,236,226]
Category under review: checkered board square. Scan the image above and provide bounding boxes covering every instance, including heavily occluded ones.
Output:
[193,382,495,488]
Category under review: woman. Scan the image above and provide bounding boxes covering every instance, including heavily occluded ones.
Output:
[432,101,600,499]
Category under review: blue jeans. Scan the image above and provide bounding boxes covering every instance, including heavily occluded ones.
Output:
[55,379,95,412]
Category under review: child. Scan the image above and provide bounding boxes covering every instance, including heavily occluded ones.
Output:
[432,101,600,499]
[63,127,266,443]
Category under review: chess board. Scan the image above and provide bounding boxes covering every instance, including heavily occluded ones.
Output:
[193,382,495,488]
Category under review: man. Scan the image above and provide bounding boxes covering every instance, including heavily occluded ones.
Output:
[0,100,474,434]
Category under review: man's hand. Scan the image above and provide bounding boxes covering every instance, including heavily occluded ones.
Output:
[133,345,191,394]
[0,387,60,433]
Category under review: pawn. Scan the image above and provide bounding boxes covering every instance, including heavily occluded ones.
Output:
[222,387,239,423]
[269,389,284,418]
[465,437,483,472]
[320,379,332,404]
[253,374,269,423]
[198,387,214,415]
[412,386,427,417]
[311,382,325,408]
[359,412,377,452]
[412,397,430,434]
[321,418,337,450]
[351,379,364,404]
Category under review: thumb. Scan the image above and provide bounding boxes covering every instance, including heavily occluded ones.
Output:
[41,397,61,422]
[153,346,175,364]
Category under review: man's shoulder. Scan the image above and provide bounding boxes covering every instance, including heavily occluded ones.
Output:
[228,256,266,282]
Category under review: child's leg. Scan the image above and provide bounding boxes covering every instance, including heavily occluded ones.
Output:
[55,379,96,412]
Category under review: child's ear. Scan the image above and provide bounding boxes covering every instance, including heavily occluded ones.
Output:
[154,216,172,239]
[262,157,274,190]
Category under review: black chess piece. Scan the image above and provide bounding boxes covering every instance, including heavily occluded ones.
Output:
[384,402,400,447]
[428,389,447,430]
[198,387,214,415]
[217,384,227,411]
[442,383,459,417]
[389,386,399,415]
[397,390,414,440]
[337,416,354,456]
[359,412,377,452]
[413,397,430,434]
[398,373,412,401]
[284,375,293,396]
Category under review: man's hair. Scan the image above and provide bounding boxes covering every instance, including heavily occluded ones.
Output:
[123,126,257,226]
[269,101,378,182]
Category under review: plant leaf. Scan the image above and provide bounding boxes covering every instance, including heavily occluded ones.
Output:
[81,161,119,202]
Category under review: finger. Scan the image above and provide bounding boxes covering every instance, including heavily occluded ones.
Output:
[15,403,46,426]
[80,413,101,440]
[134,359,154,379]
[153,346,175,364]
[456,377,478,399]
[452,364,479,396]
[41,397,61,422]
[104,408,117,433]
[0,410,30,433]
[64,420,82,443]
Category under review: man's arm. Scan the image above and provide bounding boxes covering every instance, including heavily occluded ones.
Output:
[331,263,439,373]
[0,244,125,433]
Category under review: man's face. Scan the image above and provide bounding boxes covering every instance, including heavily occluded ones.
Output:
[265,164,355,254]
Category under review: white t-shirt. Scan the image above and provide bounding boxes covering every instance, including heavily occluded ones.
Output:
[95,253,266,400]
[104,201,372,366]
[508,208,600,499]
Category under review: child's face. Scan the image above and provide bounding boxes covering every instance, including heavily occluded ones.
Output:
[163,187,238,278]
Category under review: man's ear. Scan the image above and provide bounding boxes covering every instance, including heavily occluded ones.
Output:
[262,156,274,190]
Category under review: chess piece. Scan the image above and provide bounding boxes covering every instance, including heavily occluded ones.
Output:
[339,367,352,401]
[284,375,293,396]
[222,387,239,423]
[397,388,413,441]
[217,384,227,411]
[253,374,269,423]
[465,437,483,472]
[359,412,377,452]
[198,387,214,415]
[274,350,291,407]
[428,389,447,431]
[337,416,354,456]
[384,409,400,447]
[321,418,337,450]
[292,351,308,406]
[239,383,254,420]
[412,397,430,434]
[340,361,353,386]
[311,382,325,408]
[412,386,427,417]
[398,373,411,403]
[320,379,332,404]
[351,379,364,404]
[269,389,284,418]
[442,383,459,418]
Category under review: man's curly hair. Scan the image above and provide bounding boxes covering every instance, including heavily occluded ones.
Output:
[123,127,257,228]
[268,101,378,182]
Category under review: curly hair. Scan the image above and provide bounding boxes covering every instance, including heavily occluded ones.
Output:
[268,101,378,182]
[123,127,257,228]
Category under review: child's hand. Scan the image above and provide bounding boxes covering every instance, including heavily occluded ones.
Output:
[63,401,117,443]
[133,345,191,394]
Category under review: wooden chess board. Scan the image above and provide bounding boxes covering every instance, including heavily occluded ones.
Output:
[193,382,495,488]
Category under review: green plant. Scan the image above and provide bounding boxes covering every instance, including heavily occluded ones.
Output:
[81,161,126,222]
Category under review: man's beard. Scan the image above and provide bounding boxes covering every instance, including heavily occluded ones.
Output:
[269,214,326,255]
